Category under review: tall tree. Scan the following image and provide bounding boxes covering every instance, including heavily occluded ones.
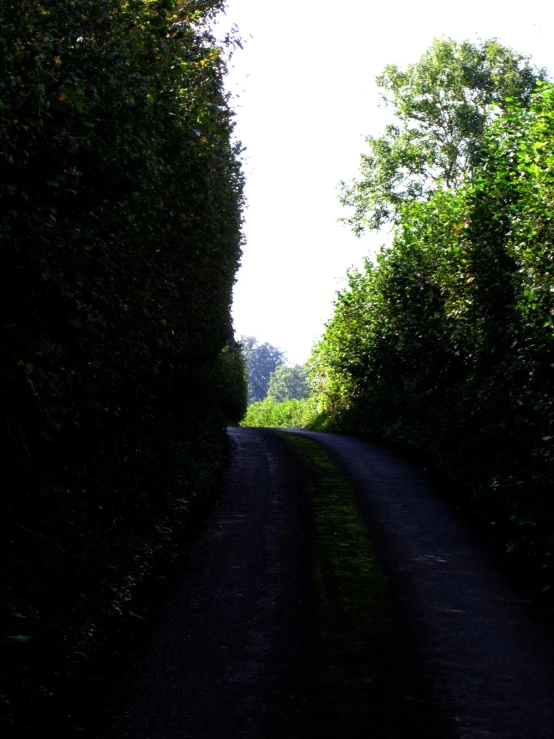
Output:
[267,364,311,402]
[340,38,546,234]
[240,336,285,404]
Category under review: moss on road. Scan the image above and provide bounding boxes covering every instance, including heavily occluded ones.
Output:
[274,431,408,739]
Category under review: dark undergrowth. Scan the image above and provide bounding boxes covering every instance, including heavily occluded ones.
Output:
[2,436,230,739]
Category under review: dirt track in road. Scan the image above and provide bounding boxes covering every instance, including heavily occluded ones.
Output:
[101,428,554,739]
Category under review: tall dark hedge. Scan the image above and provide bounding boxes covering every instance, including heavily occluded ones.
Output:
[0,0,245,728]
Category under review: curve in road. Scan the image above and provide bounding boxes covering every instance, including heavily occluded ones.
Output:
[291,429,554,739]
[101,427,554,739]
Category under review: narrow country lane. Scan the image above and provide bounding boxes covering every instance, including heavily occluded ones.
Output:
[101,428,554,739]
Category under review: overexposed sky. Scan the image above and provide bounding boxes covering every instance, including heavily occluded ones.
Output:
[217,0,554,365]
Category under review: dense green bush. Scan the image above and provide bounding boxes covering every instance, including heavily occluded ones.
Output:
[313,81,554,595]
[0,0,245,729]
[242,396,320,428]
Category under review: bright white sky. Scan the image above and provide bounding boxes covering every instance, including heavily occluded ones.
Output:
[216,0,554,365]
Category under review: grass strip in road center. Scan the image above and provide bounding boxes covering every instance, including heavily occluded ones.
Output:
[273,431,402,739]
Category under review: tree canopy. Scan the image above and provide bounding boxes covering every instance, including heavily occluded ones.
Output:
[340,38,547,234]
[267,364,311,402]
[240,336,286,404]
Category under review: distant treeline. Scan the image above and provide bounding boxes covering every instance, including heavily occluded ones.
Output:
[239,336,316,426]
[1,0,245,730]
[311,40,554,597]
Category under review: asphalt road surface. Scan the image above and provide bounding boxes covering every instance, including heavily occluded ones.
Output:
[102,428,554,739]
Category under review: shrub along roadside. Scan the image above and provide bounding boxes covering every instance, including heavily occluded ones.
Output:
[241,396,321,428]
[310,82,554,605]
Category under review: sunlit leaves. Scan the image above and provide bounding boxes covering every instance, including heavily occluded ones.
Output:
[267,364,311,402]
[340,38,547,234]
[317,77,554,600]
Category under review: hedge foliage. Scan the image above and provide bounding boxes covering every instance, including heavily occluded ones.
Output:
[242,396,320,429]
[1,0,245,729]
[312,81,554,596]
